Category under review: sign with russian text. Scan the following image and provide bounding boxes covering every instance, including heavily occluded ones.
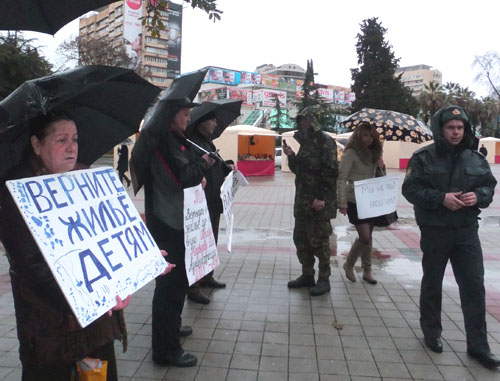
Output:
[220,171,248,252]
[354,175,399,219]
[6,167,167,328]
[184,184,219,285]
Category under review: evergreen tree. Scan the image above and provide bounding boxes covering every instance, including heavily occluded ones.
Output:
[350,17,418,116]
[0,33,52,100]
[299,59,316,111]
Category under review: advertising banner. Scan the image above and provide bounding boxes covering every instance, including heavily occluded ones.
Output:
[123,0,144,73]
[220,171,248,252]
[279,77,298,91]
[262,89,287,107]
[183,184,219,285]
[354,175,399,219]
[317,88,334,102]
[227,88,253,106]
[166,1,183,77]
[334,91,346,104]
[199,87,228,102]
[261,74,280,88]
[205,68,241,85]
[241,71,261,85]
[6,167,167,328]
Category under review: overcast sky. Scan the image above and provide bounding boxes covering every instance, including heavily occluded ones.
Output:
[26,0,498,98]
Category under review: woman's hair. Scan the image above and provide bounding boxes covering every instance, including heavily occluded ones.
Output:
[30,110,73,141]
[344,122,382,163]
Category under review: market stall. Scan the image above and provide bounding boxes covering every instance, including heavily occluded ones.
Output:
[213,125,278,176]
[479,137,500,164]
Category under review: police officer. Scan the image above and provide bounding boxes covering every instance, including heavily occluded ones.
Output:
[283,106,338,296]
[402,105,500,368]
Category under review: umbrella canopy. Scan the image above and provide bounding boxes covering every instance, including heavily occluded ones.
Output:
[187,99,243,139]
[0,65,161,178]
[341,108,433,144]
[130,68,208,193]
[0,0,119,35]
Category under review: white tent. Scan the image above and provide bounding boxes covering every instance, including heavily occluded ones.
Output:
[479,137,500,164]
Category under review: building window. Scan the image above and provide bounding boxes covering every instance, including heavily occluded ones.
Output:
[145,46,168,55]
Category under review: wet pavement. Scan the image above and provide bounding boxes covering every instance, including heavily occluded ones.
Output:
[2,164,500,380]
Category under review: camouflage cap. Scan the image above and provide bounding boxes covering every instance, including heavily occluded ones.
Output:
[439,105,469,127]
[296,106,318,125]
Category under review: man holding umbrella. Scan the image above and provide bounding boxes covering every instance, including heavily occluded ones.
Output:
[402,106,500,368]
[130,69,215,367]
[185,100,242,304]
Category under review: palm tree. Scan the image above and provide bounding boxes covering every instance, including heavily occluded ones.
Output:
[419,81,445,123]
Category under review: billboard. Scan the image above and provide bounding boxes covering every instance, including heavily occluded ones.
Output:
[279,77,298,91]
[167,1,183,78]
[123,0,144,73]
[261,74,280,88]
[240,71,261,85]
[317,88,334,102]
[199,87,228,102]
[227,88,253,106]
[204,68,241,85]
[253,89,287,107]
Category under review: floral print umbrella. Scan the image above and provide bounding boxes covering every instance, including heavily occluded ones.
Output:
[341,108,433,143]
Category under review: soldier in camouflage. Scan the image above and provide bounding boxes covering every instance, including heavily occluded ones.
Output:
[283,106,338,296]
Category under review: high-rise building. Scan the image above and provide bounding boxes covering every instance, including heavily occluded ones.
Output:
[79,0,183,88]
[395,64,442,97]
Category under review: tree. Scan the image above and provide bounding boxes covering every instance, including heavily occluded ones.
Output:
[350,17,418,116]
[473,51,500,100]
[418,81,445,123]
[57,36,132,69]
[0,33,52,100]
[297,59,316,111]
[269,95,293,135]
[145,0,222,38]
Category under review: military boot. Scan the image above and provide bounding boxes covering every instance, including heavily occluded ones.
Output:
[343,239,363,282]
[287,274,315,288]
[360,239,377,285]
[310,277,330,296]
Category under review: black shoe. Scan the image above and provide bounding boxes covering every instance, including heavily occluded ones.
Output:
[187,289,210,304]
[153,351,198,367]
[287,274,315,288]
[424,336,443,353]
[179,326,193,337]
[467,349,500,368]
[199,276,226,288]
[310,278,330,296]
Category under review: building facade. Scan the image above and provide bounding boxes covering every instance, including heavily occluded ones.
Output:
[79,0,182,88]
[395,64,442,97]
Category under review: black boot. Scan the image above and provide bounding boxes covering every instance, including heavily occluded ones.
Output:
[310,277,330,296]
[187,286,210,304]
[287,274,315,288]
[199,276,226,288]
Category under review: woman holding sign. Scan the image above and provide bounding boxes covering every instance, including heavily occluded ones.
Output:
[0,112,132,381]
[337,122,385,285]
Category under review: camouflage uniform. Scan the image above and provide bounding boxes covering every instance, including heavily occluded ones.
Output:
[288,107,338,278]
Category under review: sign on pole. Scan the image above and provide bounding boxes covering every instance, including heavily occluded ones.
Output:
[220,171,248,252]
[354,175,399,219]
[6,167,167,328]
[184,184,219,285]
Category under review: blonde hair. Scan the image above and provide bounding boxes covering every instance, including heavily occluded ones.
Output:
[344,122,382,163]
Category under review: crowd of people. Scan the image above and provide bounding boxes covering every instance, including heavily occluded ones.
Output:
[1,101,500,380]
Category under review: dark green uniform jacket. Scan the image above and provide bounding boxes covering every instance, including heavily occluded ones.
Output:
[288,125,338,220]
[402,109,496,228]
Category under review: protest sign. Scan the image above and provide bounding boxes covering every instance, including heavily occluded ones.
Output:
[354,175,399,219]
[6,167,167,328]
[184,184,219,285]
[220,171,248,252]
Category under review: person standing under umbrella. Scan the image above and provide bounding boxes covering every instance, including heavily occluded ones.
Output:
[185,111,232,304]
[338,122,386,284]
[0,112,131,380]
[402,106,500,368]
[283,106,338,296]
[131,98,215,367]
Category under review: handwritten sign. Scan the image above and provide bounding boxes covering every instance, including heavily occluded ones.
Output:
[184,184,219,286]
[354,175,399,219]
[220,171,248,252]
[6,167,167,328]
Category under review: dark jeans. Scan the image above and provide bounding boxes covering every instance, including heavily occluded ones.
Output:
[419,224,489,352]
[21,341,117,381]
[148,214,188,359]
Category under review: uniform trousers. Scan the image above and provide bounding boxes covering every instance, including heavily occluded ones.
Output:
[148,214,188,359]
[419,224,489,352]
[293,218,332,278]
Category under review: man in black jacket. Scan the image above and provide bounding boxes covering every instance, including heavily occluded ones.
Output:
[402,105,499,368]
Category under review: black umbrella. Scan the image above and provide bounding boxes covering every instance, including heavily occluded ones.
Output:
[187,99,243,140]
[341,108,433,144]
[0,65,161,178]
[130,68,208,194]
[0,0,119,35]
